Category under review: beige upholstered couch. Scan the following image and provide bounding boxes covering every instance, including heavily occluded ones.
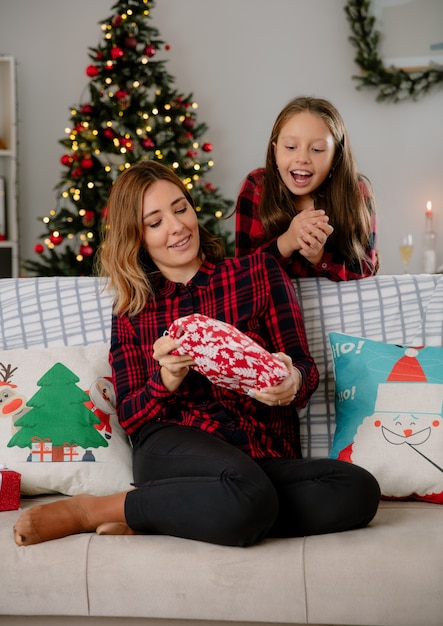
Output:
[1,273,442,626]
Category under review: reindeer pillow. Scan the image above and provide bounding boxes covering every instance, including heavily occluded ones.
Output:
[0,343,132,496]
[329,332,443,503]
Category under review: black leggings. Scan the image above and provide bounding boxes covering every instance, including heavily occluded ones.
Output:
[125,423,380,547]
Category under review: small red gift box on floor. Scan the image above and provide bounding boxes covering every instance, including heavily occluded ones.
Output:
[0,465,21,511]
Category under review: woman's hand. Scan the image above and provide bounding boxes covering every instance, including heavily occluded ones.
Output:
[152,335,195,392]
[248,352,302,407]
[277,207,333,264]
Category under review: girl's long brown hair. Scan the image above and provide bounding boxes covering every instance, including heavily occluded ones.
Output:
[97,161,225,316]
[260,96,374,264]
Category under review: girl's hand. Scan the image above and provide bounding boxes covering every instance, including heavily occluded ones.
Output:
[277,207,331,260]
[249,352,302,407]
[152,335,195,392]
[297,219,334,265]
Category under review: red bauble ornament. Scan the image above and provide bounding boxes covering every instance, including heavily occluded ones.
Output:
[165,44,171,51]
[144,44,156,57]
[34,244,45,254]
[103,128,114,140]
[204,182,216,192]
[81,104,93,115]
[79,244,94,258]
[142,137,155,150]
[49,233,63,246]
[60,154,72,167]
[111,46,124,60]
[120,137,133,151]
[82,210,95,226]
[101,206,108,220]
[71,167,83,179]
[124,36,137,49]
[86,65,99,77]
[115,90,130,109]
[182,117,195,130]
[113,15,122,27]
[80,157,94,170]
[202,142,213,152]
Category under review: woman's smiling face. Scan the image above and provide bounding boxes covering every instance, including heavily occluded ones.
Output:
[273,111,336,204]
[142,178,201,283]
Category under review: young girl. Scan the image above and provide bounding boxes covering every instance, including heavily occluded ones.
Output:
[13,161,379,547]
[235,96,378,281]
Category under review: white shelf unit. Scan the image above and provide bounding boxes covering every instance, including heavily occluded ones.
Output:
[0,55,19,278]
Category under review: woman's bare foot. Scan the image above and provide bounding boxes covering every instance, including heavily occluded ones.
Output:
[13,491,129,546]
[13,495,98,546]
[96,522,137,536]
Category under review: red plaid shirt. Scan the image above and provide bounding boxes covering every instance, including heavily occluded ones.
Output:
[235,168,378,281]
[110,254,319,459]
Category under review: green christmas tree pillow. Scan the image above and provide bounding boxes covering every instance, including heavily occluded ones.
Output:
[0,343,132,496]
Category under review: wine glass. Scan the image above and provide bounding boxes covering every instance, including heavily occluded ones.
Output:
[399,234,413,273]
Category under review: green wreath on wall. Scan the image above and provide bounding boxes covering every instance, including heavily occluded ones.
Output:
[344,0,443,102]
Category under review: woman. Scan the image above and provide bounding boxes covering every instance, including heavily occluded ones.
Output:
[235,96,378,281]
[13,161,379,547]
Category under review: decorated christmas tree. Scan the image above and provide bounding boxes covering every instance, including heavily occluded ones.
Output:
[24,0,233,277]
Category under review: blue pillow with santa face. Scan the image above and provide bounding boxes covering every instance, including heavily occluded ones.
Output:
[328,332,443,503]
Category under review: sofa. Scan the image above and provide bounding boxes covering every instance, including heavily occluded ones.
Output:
[1,273,443,626]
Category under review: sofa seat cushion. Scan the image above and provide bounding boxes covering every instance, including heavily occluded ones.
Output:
[2,496,443,625]
[304,500,443,626]
[0,495,90,616]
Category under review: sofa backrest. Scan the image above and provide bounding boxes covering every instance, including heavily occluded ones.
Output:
[292,274,443,456]
[1,274,442,458]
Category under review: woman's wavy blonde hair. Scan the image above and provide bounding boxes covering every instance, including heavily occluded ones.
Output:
[97,161,225,316]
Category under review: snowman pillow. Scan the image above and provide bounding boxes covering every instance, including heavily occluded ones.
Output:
[168,314,289,395]
[329,332,443,503]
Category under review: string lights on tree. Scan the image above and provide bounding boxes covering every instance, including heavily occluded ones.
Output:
[24,0,233,277]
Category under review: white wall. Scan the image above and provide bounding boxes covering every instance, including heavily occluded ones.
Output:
[0,0,442,275]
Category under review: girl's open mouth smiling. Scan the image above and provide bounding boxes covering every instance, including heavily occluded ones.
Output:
[291,170,312,185]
